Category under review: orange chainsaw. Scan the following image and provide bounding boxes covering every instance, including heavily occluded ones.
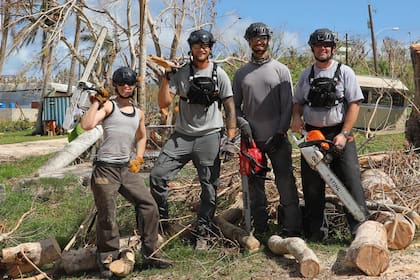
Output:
[291,130,367,222]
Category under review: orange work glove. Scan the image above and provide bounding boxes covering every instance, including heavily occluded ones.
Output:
[89,87,111,104]
[128,156,144,173]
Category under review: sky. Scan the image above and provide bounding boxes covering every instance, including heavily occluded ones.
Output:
[2,0,420,76]
[213,0,420,48]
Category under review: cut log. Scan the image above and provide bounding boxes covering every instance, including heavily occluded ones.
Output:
[372,211,416,250]
[213,216,260,253]
[361,169,396,203]
[346,220,390,276]
[366,201,420,226]
[109,248,135,277]
[53,235,141,275]
[267,235,320,278]
[2,237,61,277]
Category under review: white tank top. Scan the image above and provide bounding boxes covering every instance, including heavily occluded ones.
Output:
[96,100,140,163]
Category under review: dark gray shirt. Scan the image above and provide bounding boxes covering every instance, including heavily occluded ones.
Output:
[233,59,294,142]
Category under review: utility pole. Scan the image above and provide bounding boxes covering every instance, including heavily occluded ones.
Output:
[368,3,378,75]
[345,33,349,65]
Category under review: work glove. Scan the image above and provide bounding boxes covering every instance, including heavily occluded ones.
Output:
[237,117,253,147]
[220,137,237,162]
[263,132,286,153]
[89,87,111,104]
[128,156,144,173]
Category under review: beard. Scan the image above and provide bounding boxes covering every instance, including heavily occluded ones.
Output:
[315,53,333,62]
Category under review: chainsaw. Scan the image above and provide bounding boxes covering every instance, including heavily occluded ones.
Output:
[291,130,367,223]
[239,140,271,234]
[63,27,108,130]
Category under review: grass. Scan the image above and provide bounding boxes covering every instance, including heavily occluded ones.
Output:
[0,128,66,144]
[0,129,413,279]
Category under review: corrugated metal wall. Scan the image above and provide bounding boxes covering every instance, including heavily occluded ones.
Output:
[43,96,70,128]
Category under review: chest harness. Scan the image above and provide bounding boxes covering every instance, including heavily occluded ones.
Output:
[180,62,220,108]
[306,63,343,108]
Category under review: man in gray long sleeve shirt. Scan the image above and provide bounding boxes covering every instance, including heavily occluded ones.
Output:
[233,22,302,237]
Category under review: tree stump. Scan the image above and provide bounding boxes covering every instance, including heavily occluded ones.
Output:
[372,211,416,250]
[267,235,320,278]
[346,221,390,276]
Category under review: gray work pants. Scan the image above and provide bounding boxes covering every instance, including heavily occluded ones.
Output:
[150,131,221,234]
[91,163,159,263]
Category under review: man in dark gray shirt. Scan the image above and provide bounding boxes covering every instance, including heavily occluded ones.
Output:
[233,22,302,237]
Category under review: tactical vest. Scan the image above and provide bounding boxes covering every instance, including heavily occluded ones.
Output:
[306,63,343,108]
[180,63,220,107]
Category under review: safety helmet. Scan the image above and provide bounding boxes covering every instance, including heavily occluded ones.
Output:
[308,28,338,47]
[187,29,216,48]
[244,22,273,41]
[112,67,137,86]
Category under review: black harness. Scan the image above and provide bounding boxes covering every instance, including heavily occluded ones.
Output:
[306,63,343,108]
[180,62,220,108]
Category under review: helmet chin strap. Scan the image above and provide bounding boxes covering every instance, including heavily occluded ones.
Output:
[315,53,333,63]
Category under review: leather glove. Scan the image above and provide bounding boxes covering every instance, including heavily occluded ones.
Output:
[263,132,286,153]
[220,137,237,162]
[89,87,111,104]
[237,117,253,147]
[128,156,144,173]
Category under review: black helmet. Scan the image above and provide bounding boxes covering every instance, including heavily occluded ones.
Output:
[308,28,338,47]
[112,67,137,86]
[244,22,273,41]
[187,29,216,47]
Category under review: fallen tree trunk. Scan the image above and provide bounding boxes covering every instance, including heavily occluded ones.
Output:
[346,221,390,276]
[1,237,61,277]
[213,215,260,253]
[36,125,103,175]
[267,235,320,278]
[372,211,416,250]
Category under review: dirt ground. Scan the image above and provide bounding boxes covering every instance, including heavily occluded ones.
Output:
[0,137,68,163]
[1,139,419,279]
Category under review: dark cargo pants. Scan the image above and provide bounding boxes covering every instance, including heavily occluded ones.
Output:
[301,125,369,237]
[91,163,159,264]
[251,138,302,233]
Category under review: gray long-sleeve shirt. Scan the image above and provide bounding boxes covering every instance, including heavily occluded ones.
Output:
[233,59,293,142]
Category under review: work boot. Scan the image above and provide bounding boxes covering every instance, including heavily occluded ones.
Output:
[141,255,173,269]
[96,253,113,279]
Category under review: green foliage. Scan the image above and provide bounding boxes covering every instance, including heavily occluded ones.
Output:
[0,120,34,132]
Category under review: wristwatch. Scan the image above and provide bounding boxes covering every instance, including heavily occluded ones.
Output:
[340,130,350,139]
